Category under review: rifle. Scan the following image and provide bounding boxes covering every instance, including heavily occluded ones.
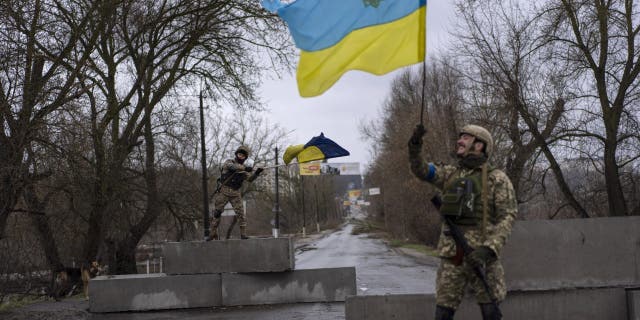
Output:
[431,195,502,318]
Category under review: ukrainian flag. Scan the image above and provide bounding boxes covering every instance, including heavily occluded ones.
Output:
[283,133,350,164]
[262,0,426,97]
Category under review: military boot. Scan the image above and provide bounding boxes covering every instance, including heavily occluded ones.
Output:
[240,226,249,239]
[209,228,219,241]
[479,303,501,320]
[209,216,221,240]
[435,305,455,320]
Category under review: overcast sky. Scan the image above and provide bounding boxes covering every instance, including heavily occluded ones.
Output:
[256,1,457,172]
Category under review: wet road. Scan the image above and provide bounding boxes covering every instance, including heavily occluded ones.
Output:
[296,223,437,295]
[11,215,437,320]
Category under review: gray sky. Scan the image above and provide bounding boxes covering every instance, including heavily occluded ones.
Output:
[257,1,457,172]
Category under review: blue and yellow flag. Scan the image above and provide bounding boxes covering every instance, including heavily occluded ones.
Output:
[283,133,350,164]
[262,0,426,97]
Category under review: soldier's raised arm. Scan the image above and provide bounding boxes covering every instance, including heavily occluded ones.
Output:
[407,124,453,191]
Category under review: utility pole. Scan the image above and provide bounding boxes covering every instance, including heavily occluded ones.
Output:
[314,181,320,233]
[273,147,280,238]
[301,175,306,237]
[199,90,210,240]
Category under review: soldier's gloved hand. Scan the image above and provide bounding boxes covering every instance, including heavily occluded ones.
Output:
[467,246,496,267]
[255,167,264,175]
[410,124,426,145]
[408,124,426,156]
[245,166,253,172]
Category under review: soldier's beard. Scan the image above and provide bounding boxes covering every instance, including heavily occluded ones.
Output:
[235,156,246,164]
[458,154,487,169]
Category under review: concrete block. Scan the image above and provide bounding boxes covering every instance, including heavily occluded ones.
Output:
[502,216,640,290]
[346,288,627,320]
[221,267,356,306]
[345,294,435,319]
[629,289,640,320]
[89,273,221,313]
[163,237,294,275]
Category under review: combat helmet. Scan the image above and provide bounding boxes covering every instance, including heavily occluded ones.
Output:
[235,145,250,157]
[460,125,493,158]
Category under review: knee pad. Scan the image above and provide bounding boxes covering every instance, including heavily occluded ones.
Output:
[435,305,455,320]
[213,210,223,219]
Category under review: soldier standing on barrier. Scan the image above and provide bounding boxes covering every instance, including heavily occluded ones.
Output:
[408,124,517,320]
[209,145,264,240]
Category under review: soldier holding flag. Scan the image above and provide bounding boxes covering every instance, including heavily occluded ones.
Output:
[408,124,517,320]
[209,146,264,240]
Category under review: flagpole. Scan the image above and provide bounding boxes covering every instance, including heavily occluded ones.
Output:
[261,163,290,170]
[419,0,428,126]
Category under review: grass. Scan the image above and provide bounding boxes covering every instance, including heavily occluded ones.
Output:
[349,217,438,257]
[384,238,438,257]
[350,219,384,235]
[0,294,46,312]
[399,243,439,257]
[388,239,404,247]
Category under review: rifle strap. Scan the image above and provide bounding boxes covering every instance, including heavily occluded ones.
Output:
[481,163,488,242]
[215,171,241,193]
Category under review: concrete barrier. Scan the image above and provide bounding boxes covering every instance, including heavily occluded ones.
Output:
[345,294,434,319]
[221,267,356,306]
[89,273,222,313]
[502,216,640,290]
[162,237,294,275]
[629,289,640,320]
[345,288,628,320]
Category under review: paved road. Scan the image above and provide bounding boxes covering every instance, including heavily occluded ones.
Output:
[5,216,437,320]
[297,223,437,296]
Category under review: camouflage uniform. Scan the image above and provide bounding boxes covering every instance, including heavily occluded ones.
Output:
[408,125,517,316]
[210,156,261,239]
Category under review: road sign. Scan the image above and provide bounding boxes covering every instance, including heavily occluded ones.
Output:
[369,187,381,195]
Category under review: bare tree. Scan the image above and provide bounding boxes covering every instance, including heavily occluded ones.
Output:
[66,0,293,273]
[452,0,588,218]
[0,0,108,239]
[544,0,640,216]
[361,61,463,244]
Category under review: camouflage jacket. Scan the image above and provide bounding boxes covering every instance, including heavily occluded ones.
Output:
[410,155,517,258]
[218,159,259,196]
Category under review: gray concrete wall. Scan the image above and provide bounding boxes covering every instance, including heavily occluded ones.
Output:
[89,273,222,313]
[221,267,356,306]
[89,267,355,312]
[629,289,640,320]
[346,288,628,320]
[162,237,294,275]
[502,216,640,290]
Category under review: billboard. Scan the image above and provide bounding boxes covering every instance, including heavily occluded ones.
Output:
[299,163,321,175]
[320,162,360,175]
[299,162,361,176]
[348,189,362,201]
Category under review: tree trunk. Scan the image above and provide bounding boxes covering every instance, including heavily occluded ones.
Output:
[24,185,63,271]
[510,90,589,218]
[603,138,628,216]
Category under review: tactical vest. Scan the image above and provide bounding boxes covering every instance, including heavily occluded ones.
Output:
[220,168,246,190]
[440,168,493,226]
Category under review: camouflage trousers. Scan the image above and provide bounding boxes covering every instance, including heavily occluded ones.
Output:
[211,190,246,229]
[435,257,506,309]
